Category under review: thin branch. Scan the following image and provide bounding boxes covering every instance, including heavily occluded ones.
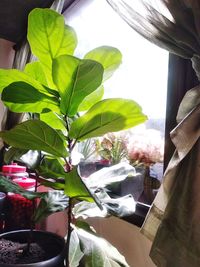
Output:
[65,198,73,267]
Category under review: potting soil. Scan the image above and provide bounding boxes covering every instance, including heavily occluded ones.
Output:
[0,238,47,264]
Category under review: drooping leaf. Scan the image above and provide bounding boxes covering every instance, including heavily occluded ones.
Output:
[84,46,122,81]
[85,162,136,189]
[73,189,136,219]
[37,156,66,179]
[36,176,65,190]
[0,69,49,94]
[69,230,84,267]
[64,167,94,202]
[0,175,44,200]
[24,61,48,86]
[33,190,69,223]
[40,112,66,130]
[69,99,147,141]
[0,120,67,158]
[72,224,130,267]
[28,8,77,88]
[1,82,60,113]
[20,150,41,169]
[52,55,104,116]
[78,85,104,112]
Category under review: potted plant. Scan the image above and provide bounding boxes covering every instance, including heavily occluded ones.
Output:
[0,8,147,267]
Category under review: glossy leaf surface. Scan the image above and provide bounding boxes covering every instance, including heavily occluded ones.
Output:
[0,69,49,94]
[2,82,60,113]
[72,224,129,267]
[37,157,66,179]
[0,120,67,158]
[69,99,147,141]
[78,85,104,112]
[64,168,94,202]
[28,8,77,87]
[84,46,122,81]
[52,55,103,115]
[40,112,66,130]
[24,61,48,86]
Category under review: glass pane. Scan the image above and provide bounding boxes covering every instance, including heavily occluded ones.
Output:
[64,0,168,204]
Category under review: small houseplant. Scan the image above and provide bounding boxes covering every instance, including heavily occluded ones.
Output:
[0,8,147,267]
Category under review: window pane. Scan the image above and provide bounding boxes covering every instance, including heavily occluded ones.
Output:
[64,0,168,204]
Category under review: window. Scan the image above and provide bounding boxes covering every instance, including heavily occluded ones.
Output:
[64,0,168,205]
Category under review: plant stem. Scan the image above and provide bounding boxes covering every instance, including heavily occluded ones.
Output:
[65,198,73,267]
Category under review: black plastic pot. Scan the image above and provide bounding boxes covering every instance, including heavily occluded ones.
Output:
[0,230,65,267]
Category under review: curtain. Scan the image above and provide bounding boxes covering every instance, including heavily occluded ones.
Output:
[164,54,199,169]
[107,1,200,266]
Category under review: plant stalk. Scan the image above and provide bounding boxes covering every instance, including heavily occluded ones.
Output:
[65,198,73,267]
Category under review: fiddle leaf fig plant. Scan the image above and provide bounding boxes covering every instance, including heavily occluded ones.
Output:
[0,8,147,267]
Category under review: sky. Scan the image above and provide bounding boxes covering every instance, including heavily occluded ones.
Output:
[64,0,168,119]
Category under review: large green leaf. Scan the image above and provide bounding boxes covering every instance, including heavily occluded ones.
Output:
[84,46,122,81]
[33,190,69,223]
[78,85,104,112]
[69,231,84,267]
[40,112,66,130]
[85,163,136,189]
[1,82,60,113]
[0,120,67,158]
[0,69,49,94]
[69,99,147,141]
[72,224,129,267]
[0,175,44,200]
[52,55,104,116]
[28,9,77,88]
[64,167,94,202]
[24,61,48,86]
[73,190,136,219]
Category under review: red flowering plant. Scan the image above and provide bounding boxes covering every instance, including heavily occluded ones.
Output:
[127,129,164,167]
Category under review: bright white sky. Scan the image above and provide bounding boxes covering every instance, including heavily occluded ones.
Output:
[64,0,168,119]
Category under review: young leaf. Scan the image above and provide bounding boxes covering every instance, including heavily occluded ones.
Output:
[78,85,104,112]
[52,55,104,116]
[24,61,48,86]
[2,82,60,113]
[28,8,77,88]
[72,224,130,267]
[40,112,66,130]
[33,190,69,223]
[37,157,66,179]
[69,99,147,141]
[84,46,122,81]
[64,167,94,202]
[0,120,67,158]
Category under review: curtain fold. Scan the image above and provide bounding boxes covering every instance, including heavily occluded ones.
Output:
[107,1,200,266]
